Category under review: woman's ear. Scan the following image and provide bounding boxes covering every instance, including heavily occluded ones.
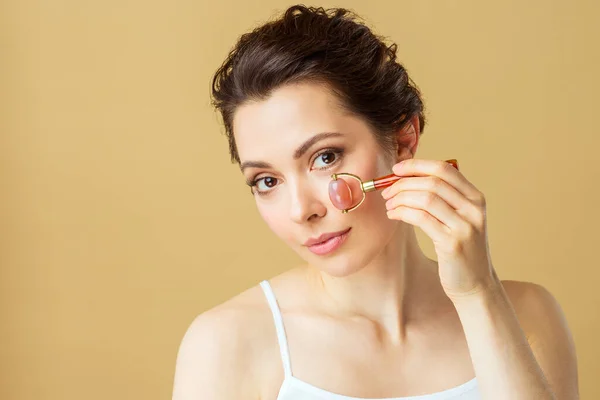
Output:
[395,114,420,162]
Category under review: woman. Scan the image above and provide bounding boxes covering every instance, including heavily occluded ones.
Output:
[172,5,578,399]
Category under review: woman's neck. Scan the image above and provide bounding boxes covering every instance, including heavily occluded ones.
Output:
[306,224,439,343]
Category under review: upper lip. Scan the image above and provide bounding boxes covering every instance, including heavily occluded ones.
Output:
[304,228,351,246]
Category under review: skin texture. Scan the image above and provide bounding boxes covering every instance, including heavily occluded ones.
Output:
[172,82,579,399]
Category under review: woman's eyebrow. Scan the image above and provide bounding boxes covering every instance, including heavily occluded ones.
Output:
[293,132,344,160]
[240,131,344,173]
[240,160,272,172]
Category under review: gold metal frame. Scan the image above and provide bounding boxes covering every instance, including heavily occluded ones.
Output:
[330,172,368,213]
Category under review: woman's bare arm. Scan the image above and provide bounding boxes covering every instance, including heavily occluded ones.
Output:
[453,279,578,399]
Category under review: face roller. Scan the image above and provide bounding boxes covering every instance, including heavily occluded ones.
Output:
[328,159,459,213]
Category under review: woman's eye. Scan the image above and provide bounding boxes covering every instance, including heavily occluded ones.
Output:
[312,151,339,169]
[255,176,278,192]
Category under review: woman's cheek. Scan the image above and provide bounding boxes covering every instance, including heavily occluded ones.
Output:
[257,204,296,244]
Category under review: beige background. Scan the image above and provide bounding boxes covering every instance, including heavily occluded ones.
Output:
[1,0,598,399]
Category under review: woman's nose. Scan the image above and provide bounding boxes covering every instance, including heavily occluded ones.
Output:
[288,179,327,223]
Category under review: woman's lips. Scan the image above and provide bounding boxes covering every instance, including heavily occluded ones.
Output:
[305,228,351,255]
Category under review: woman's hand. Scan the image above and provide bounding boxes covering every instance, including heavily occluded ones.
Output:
[381,159,499,301]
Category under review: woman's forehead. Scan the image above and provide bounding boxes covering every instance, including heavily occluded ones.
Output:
[234,83,344,134]
[233,84,354,159]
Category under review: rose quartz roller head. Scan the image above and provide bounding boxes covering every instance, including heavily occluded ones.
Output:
[329,159,459,213]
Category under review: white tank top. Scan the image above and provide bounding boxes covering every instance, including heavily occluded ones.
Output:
[259,280,481,400]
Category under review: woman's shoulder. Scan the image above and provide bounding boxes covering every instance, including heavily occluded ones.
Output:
[179,280,276,353]
[172,279,282,399]
[179,266,306,349]
[501,279,563,316]
[500,279,573,344]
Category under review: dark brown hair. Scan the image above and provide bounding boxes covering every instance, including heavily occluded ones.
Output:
[211,5,426,164]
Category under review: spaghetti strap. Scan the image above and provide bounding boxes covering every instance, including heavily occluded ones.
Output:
[260,280,293,378]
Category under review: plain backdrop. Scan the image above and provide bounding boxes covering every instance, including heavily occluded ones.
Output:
[1,0,599,399]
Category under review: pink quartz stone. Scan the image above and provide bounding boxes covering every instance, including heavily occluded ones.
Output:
[328,179,353,210]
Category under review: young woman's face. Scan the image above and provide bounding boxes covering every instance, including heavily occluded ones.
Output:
[233,82,403,277]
